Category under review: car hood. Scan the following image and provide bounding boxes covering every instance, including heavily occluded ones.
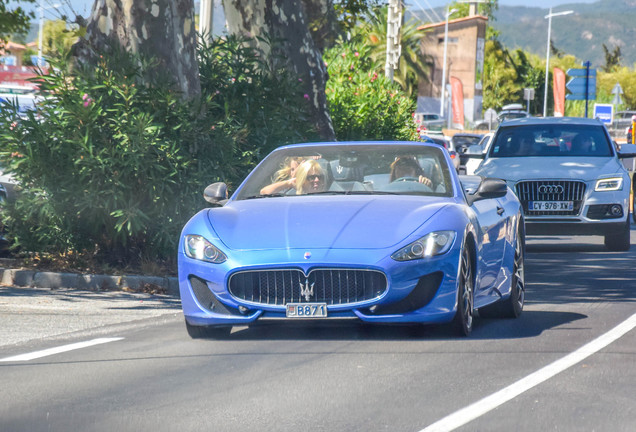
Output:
[476,157,623,181]
[208,196,449,250]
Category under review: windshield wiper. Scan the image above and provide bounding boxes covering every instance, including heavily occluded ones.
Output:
[305,190,401,196]
[243,193,286,200]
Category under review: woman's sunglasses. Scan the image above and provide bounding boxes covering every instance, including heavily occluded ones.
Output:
[307,174,324,182]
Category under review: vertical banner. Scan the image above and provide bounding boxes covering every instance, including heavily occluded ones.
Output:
[450,76,464,128]
[553,67,566,117]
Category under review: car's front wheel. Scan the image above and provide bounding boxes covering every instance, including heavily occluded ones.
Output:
[453,247,474,336]
[632,178,636,223]
[604,218,631,251]
[481,231,525,318]
[185,320,232,339]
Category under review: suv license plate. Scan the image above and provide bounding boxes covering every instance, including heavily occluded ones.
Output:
[529,201,573,211]
[286,303,328,318]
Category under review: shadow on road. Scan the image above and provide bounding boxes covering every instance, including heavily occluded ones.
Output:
[188,308,586,342]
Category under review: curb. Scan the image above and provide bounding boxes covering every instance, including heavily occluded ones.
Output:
[0,268,180,297]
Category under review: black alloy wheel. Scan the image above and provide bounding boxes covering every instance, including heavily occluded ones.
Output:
[632,178,636,224]
[453,246,474,336]
[480,230,525,318]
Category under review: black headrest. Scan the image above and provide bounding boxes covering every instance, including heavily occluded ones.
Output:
[330,159,364,182]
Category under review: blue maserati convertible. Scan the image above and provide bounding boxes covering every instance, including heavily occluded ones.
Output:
[178,141,525,337]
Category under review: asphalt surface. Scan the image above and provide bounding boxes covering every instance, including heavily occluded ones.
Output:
[0,286,181,347]
[0,231,634,431]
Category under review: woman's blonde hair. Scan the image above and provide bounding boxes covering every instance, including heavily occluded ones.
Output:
[273,157,305,182]
[295,159,325,194]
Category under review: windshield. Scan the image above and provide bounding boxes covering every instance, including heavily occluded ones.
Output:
[234,144,454,200]
[489,124,613,158]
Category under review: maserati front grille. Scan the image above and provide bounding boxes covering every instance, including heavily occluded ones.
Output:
[515,180,586,216]
[228,268,387,305]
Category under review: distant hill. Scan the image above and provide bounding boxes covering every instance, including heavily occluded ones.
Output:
[408,0,636,68]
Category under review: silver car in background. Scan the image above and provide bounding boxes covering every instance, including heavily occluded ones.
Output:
[473,117,636,251]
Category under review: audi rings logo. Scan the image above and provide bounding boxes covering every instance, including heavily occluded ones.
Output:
[538,184,564,194]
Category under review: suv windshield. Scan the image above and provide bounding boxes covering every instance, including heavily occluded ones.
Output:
[234,144,454,200]
[489,124,612,157]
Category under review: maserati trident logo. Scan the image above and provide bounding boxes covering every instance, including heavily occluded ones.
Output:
[300,278,315,302]
[538,184,564,194]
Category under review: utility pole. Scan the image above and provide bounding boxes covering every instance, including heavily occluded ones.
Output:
[199,0,214,44]
[385,0,402,81]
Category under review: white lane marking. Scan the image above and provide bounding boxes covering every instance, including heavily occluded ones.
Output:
[421,312,636,432]
[0,337,124,362]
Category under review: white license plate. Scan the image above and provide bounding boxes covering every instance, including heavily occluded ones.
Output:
[286,303,328,318]
[529,201,573,211]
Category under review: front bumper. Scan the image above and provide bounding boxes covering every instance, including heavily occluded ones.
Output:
[513,178,630,237]
[178,246,462,327]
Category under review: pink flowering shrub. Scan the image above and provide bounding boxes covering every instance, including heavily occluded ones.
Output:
[323,41,417,141]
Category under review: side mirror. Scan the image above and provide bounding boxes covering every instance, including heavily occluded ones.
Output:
[467,177,508,205]
[204,182,228,206]
[618,143,636,159]
[464,152,486,159]
[465,144,483,155]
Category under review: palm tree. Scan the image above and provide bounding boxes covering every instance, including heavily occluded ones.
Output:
[355,5,431,99]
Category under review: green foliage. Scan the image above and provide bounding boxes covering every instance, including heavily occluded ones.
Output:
[482,40,519,111]
[324,40,417,141]
[0,36,315,266]
[0,0,34,44]
[451,0,499,21]
[597,67,636,110]
[333,0,382,34]
[42,20,80,58]
[198,35,318,185]
[601,44,622,73]
[354,5,430,99]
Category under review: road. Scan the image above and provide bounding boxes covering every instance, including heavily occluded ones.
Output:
[1,231,635,432]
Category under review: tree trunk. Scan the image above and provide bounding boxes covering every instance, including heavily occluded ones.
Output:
[223,0,336,140]
[74,0,200,99]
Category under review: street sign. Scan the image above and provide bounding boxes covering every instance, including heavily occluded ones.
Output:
[523,88,535,100]
[566,77,597,96]
[484,108,497,122]
[593,103,613,124]
[566,61,596,116]
[566,68,597,77]
[611,82,624,106]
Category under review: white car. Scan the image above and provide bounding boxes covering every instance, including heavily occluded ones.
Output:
[473,117,636,251]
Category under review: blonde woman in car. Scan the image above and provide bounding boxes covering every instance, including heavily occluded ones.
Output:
[260,156,305,195]
[295,159,326,194]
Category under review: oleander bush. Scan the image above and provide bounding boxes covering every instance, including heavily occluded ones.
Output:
[323,39,417,141]
[0,36,316,269]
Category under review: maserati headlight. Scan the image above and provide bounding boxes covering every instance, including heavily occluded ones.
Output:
[595,177,623,191]
[184,235,227,263]
[391,231,456,261]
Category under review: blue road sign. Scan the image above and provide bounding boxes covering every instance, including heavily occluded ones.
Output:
[566,77,596,96]
[567,68,597,77]
[593,104,613,124]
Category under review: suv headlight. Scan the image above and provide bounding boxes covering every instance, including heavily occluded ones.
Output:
[184,235,227,263]
[391,231,456,261]
[595,177,623,191]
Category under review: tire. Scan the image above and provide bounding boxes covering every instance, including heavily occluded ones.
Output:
[481,232,525,318]
[453,246,474,336]
[604,218,631,252]
[632,179,636,224]
[185,320,232,339]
